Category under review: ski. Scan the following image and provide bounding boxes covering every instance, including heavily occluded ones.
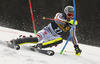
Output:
[0,41,54,56]
[30,46,55,56]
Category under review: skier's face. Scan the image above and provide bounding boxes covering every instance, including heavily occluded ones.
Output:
[66,13,74,20]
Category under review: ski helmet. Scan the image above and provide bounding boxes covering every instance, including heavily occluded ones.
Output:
[64,6,74,15]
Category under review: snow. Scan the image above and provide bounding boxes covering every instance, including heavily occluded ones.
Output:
[0,26,100,64]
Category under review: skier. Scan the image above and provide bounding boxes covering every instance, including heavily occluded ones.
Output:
[8,6,82,55]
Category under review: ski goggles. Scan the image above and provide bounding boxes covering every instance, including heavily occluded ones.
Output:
[67,13,74,17]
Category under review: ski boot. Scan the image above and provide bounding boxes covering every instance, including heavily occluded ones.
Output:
[30,43,42,51]
[74,45,82,56]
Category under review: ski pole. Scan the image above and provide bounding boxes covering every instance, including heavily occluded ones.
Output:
[43,17,68,24]
[64,50,75,53]
[43,17,62,21]
[28,0,36,34]
[60,0,76,54]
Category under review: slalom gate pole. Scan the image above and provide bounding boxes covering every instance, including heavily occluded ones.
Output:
[60,0,76,54]
[28,0,36,34]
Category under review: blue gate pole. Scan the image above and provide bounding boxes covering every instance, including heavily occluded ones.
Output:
[60,0,76,54]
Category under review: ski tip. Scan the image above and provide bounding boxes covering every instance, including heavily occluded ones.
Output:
[47,50,55,56]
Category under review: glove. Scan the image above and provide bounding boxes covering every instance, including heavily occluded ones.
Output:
[68,20,78,25]
[74,45,82,56]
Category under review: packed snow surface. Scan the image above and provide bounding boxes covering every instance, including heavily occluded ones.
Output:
[0,26,100,64]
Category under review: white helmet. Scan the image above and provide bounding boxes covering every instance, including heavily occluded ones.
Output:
[64,6,74,15]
